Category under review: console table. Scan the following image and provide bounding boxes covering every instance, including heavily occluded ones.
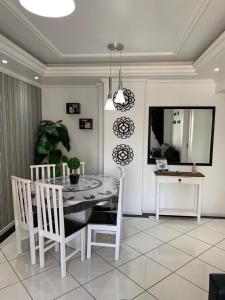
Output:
[154,171,205,221]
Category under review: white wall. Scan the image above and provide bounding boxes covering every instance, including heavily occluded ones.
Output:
[42,86,100,174]
[143,81,225,216]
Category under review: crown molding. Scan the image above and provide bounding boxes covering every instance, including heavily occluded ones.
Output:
[0,34,46,74]
[175,0,211,54]
[194,30,225,72]
[0,65,41,87]
[45,64,197,77]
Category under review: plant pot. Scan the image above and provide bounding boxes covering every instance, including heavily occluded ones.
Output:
[69,174,80,184]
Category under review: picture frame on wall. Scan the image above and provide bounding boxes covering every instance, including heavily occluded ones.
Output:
[66,103,80,114]
[79,118,93,129]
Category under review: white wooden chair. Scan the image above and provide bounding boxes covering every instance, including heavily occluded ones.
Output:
[30,164,56,181]
[87,167,125,260]
[62,162,85,177]
[11,176,38,264]
[36,181,86,278]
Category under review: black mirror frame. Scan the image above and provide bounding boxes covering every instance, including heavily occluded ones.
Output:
[147,106,216,166]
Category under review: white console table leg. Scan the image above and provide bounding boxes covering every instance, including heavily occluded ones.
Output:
[156,180,160,220]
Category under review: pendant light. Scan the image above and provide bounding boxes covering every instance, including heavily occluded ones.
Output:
[19,0,75,18]
[104,50,115,111]
[114,50,125,104]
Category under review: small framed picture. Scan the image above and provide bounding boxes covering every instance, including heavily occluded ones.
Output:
[66,103,80,114]
[155,159,168,171]
[79,118,93,129]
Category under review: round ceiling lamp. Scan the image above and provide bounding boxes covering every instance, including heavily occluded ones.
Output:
[19,0,76,18]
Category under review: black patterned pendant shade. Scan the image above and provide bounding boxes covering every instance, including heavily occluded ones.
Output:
[113,117,135,139]
[113,88,135,111]
[112,144,134,166]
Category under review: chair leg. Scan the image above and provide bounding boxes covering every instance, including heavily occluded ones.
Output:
[15,224,22,255]
[115,231,121,261]
[60,243,66,278]
[81,229,86,261]
[29,231,36,265]
[87,226,92,259]
[39,234,45,268]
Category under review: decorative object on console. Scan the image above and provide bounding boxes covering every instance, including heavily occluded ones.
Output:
[66,103,80,114]
[155,159,168,171]
[79,118,93,129]
[113,117,135,139]
[113,88,135,112]
[67,157,80,184]
[112,144,134,166]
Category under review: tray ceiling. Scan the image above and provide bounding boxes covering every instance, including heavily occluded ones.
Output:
[0,0,225,64]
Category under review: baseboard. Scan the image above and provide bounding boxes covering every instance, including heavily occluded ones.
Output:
[123,209,142,215]
[0,221,15,243]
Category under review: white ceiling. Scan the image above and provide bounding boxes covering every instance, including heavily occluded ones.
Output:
[0,0,225,64]
[0,0,225,85]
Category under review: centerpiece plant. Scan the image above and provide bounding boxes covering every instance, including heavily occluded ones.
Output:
[34,120,70,176]
[67,157,80,184]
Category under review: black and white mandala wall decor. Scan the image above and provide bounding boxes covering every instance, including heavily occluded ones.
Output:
[112,144,134,166]
[113,117,135,139]
[113,88,135,112]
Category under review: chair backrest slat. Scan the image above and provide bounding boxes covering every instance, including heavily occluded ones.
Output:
[36,182,64,240]
[11,176,34,229]
[30,164,56,181]
[62,162,85,177]
[116,167,125,227]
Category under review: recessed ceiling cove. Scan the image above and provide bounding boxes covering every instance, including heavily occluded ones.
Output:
[0,0,225,64]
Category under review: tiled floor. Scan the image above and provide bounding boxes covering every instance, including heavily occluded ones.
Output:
[1,216,225,299]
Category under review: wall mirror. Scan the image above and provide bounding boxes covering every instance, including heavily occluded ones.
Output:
[148,106,215,165]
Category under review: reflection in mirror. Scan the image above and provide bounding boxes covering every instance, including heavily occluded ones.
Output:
[148,107,215,165]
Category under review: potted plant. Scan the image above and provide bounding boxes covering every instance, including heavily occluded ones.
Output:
[34,120,70,176]
[67,157,80,184]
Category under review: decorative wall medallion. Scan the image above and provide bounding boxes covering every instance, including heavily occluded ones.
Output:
[112,144,134,166]
[113,117,135,139]
[113,88,135,111]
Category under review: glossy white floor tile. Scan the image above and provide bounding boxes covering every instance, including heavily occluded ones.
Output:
[57,286,94,300]
[67,253,113,284]
[0,282,32,300]
[121,223,140,239]
[0,249,6,264]
[144,224,181,242]
[198,247,225,271]
[84,269,144,300]
[125,217,158,231]
[146,244,193,271]
[22,267,80,300]
[10,252,59,280]
[203,219,225,234]
[96,243,140,267]
[187,226,225,245]
[169,235,211,256]
[134,291,157,300]
[123,232,163,253]
[176,259,223,292]
[0,261,19,289]
[118,255,171,289]
[149,273,208,300]
[1,217,224,299]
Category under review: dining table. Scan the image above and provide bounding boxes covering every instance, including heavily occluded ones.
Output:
[31,174,119,248]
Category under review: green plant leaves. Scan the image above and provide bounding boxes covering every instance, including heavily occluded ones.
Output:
[49,150,62,164]
[56,122,70,152]
[67,157,80,170]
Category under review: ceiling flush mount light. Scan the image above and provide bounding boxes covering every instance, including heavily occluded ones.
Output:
[1,59,8,64]
[34,76,39,80]
[104,48,115,111]
[19,0,75,18]
[214,67,220,72]
[108,42,125,104]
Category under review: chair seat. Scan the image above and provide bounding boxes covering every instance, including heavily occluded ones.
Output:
[88,211,117,226]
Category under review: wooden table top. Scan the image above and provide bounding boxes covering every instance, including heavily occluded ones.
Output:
[154,171,205,177]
